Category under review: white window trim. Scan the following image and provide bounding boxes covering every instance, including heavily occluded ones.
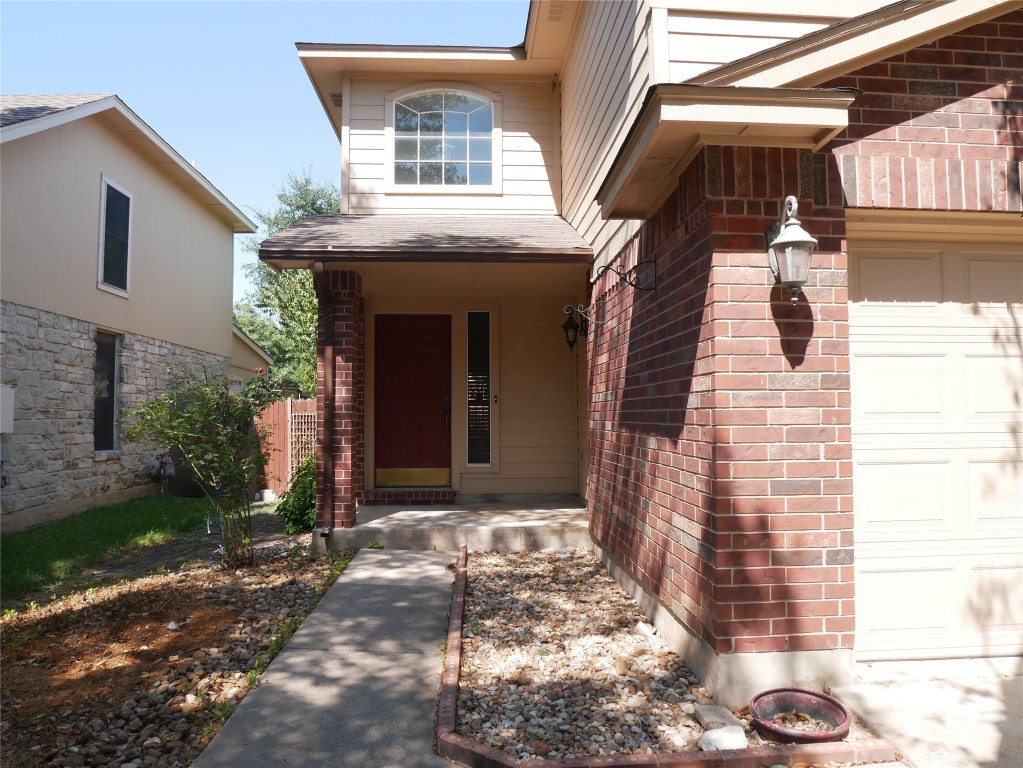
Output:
[97,175,133,297]
[384,83,503,195]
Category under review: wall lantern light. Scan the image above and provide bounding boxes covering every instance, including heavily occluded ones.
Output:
[767,195,818,303]
[562,309,581,351]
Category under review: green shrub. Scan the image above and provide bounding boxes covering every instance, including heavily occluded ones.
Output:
[277,455,316,534]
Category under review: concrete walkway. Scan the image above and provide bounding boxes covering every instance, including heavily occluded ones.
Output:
[191,549,455,768]
[832,657,1023,768]
[192,539,1021,768]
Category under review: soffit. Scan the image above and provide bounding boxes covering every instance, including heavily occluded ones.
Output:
[596,84,858,220]
[258,214,593,269]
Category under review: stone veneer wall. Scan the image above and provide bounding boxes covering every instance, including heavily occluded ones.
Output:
[0,301,228,531]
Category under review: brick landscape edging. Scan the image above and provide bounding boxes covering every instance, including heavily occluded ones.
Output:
[436,545,900,768]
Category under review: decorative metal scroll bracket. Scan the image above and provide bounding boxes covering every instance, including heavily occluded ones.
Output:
[592,260,657,292]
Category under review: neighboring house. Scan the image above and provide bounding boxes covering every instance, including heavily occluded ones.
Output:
[229,325,274,389]
[0,94,257,533]
[261,0,1022,706]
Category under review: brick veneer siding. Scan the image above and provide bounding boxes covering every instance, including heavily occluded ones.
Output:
[824,9,1023,211]
[314,269,365,529]
[0,301,227,530]
[588,147,854,661]
[588,11,1020,677]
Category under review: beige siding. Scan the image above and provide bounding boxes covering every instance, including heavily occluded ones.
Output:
[363,265,587,496]
[561,0,651,269]
[0,118,234,358]
[460,300,578,494]
[666,11,832,82]
[345,77,560,215]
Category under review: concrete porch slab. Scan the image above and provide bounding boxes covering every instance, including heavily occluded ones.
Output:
[315,495,589,553]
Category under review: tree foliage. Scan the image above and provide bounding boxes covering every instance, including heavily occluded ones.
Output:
[122,370,282,566]
[234,171,340,397]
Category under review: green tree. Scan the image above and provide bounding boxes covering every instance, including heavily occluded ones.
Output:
[122,370,282,566]
[234,171,340,396]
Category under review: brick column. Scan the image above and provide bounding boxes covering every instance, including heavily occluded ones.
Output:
[314,268,364,530]
[588,147,855,707]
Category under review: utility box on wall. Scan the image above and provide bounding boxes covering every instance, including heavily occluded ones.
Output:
[0,386,13,434]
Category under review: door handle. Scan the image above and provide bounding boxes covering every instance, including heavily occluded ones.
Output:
[443,405,451,433]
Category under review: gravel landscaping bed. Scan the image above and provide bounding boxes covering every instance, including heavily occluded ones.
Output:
[1,524,349,768]
[456,548,878,763]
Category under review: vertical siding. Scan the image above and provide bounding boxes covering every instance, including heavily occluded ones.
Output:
[345,77,559,215]
[561,0,652,269]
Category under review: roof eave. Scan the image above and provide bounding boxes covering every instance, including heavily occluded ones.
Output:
[2,95,255,234]
[596,84,859,220]
[689,0,1023,88]
[258,247,593,269]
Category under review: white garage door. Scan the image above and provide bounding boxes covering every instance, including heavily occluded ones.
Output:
[850,240,1023,660]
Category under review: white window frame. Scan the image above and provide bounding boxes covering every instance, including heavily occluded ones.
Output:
[97,175,133,297]
[384,83,503,195]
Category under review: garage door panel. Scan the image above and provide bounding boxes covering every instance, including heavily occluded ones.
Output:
[967,460,1023,527]
[853,249,943,306]
[855,460,951,532]
[962,252,1023,307]
[969,563,1023,632]
[965,354,1020,421]
[853,355,947,422]
[858,566,955,637]
[851,239,1023,660]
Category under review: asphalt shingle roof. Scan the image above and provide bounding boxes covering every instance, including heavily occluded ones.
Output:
[259,214,592,262]
[0,94,111,128]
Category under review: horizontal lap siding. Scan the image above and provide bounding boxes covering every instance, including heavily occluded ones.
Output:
[561,0,651,267]
[346,78,559,215]
[666,12,830,83]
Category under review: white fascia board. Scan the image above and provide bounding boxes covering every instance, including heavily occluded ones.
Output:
[695,0,1023,87]
[297,43,525,64]
[597,85,857,219]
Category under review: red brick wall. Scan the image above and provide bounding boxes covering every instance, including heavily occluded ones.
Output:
[824,10,1023,211]
[315,269,364,529]
[588,11,1020,661]
[588,148,854,655]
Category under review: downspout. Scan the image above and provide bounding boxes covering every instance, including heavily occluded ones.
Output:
[312,261,334,539]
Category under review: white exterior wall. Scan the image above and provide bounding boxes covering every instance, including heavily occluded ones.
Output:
[344,76,560,215]
[0,117,234,358]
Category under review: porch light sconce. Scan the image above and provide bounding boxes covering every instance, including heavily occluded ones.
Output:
[562,306,585,351]
[767,196,818,303]
[563,303,606,351]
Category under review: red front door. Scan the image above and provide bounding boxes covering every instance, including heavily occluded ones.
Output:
[374,314,451,487]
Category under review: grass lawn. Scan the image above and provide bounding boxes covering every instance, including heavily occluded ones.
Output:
[0,494,210,607]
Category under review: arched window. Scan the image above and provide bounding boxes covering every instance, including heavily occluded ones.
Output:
[393,89,494,187]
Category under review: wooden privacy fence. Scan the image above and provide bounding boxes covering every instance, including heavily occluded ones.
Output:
[259,399,316,497]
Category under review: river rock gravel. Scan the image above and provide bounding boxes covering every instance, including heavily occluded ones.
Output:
[456,548,716,760]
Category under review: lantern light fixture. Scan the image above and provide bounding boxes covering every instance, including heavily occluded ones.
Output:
[561,309,581,351]
[767,196,818,303]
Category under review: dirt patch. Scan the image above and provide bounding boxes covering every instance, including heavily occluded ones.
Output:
[0,509,341,768]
